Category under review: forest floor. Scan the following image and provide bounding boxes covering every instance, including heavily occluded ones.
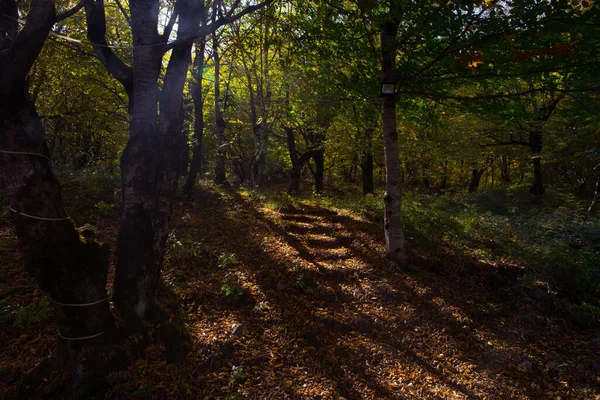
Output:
[1,177,600,399]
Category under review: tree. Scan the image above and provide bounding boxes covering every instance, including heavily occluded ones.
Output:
[0,0,120,391]
[379,2,407,265]
[85,0,273,327]
[183,8,208,193]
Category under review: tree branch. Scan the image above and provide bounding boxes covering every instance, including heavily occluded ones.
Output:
[84,0,133,98]
[4,0,56,93]
[165,0,274,51]
[113,0,132,28]
[56,0,87,22]
[480,140,531,148]
[161,0,180,41]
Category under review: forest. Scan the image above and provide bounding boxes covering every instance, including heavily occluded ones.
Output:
[1,0,599,398]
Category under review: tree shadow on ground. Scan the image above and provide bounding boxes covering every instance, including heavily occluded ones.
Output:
[6,183,597,399]
[155,184,600,399]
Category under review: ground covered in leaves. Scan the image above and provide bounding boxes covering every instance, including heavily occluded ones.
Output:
[1,179,600,399]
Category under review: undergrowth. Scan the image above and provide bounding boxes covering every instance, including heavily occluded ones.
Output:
[241,183,600,328]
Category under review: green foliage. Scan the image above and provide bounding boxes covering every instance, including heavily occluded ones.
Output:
[221,279,245,301]
[315,184,600,327]
[294,276,318,294]
[218,253,238,269]
[230,365,245,385]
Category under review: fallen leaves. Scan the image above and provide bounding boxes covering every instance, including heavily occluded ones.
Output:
[1,184,600,399]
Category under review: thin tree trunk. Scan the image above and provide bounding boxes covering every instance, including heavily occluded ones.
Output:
[213,26,227,185]
[500,154,510,184]
[361,151,374,195]
[380,15,407,266]
[440,160,448,190]
[529,130,545,202]
[588,165,600,214]
[285,126,311,194]
[313,147,325,194]
[183,37,207,194]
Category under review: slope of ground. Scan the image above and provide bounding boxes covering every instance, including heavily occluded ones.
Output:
[1,182,599,399]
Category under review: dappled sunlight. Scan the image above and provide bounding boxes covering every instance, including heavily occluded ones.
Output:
[2,182,599,399]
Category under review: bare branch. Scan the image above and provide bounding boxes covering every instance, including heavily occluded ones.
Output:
[113,0,132,28]
[161,0,180,41]
[56,0,87,22]
[225,0,242,18]
[480,140,531,148]
[165,0,274,51]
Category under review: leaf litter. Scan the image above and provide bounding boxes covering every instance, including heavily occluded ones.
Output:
[1,182,599,399]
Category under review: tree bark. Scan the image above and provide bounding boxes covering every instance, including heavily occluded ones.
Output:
[469,168,485,192]
[285,126,312,194]
[153,0,203,310]
[183,23,207,194]
[113,0,163,323]
[312,147,325,194]
[213,25,227,185]
[361,141,374,195]
[1,0,118,390]
[440,160,448,190]
[380,14,407,266]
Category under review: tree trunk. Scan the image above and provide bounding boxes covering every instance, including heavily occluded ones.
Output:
[440,161,448,190]
[500,154,510,184]
[313,147,325,194]
[113,0,163,323]
[361,153,374,195]
[469,168,485,192]
[213,28,227,185]
[588,166,600,214]
[0,0,118,388]
[380,16,407,266]
[360,127,374,195]
[183,38,207,194]
[153,0,202,317]
[529,130,545,202]
[285,126,311,194]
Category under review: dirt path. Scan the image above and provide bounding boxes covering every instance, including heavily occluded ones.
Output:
[1,184,599,399]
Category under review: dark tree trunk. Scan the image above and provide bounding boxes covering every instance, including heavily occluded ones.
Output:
[0,0,119,390]
[381,12,407,266]
[183,38,207,194]
[529,130,545,202]
[288,166,302,194]
[1,87,119,393]
[285,126,311,194]
[500,154,511,184]
[361,152,374,195]
[588,165,600,214]
[469,168,485,192]
[422,163,430,190]
[360,127,374,195]
[213,27,227,185]
[527,93,562,202]
[440,161,448,190]
[313,148,325,194]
